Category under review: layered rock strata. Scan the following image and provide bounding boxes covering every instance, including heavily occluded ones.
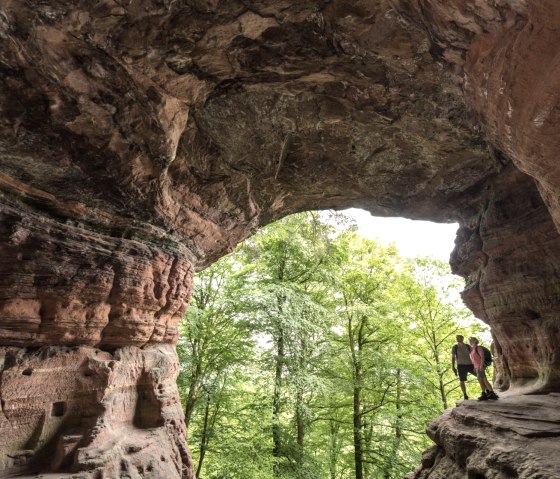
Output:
[407,393,560,479]
[0,0,559,478]
[0,206,194,348]
[451,167,560,393]
[0,203,197,476]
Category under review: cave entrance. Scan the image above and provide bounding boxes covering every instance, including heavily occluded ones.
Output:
[177,209,490,478]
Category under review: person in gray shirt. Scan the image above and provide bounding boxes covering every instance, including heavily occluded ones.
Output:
[451,334,475,400]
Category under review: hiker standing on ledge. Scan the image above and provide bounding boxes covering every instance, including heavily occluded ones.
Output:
[451,335,475,400]
[469,337,499,401]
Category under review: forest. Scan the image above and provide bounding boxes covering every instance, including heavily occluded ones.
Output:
[177,212,488,479]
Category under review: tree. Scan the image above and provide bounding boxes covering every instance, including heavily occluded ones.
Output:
[402,259,479,410]
[327,233,404,479]
[177,253,254,477]
[239,212,340,478]
[178,212,488,479]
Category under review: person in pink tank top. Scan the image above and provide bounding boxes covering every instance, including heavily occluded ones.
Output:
[469,337,498,401]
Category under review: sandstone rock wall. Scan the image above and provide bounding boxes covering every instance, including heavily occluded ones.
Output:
[464,1,560,231]
[0,0,560,477]
[0,344,193,478]
[407,394,560,479]
[0,206,194,348]
[451,167,560,393]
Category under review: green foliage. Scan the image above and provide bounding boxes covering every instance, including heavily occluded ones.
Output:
[178,212,488,479]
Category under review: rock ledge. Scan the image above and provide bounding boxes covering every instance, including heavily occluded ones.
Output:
[408,393,560,479]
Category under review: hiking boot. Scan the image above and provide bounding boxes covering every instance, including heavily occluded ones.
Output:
[477,392,488,401]
[463,395,469,400]
[487,391,499,400]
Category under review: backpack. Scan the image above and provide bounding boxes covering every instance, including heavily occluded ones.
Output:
[454,343,493,368]
[480,346,493,368]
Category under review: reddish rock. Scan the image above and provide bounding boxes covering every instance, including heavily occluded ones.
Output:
[0,344,193,478]
[451,167,560,393]
[0,0,560,477]
[0,206,194,348]
[464,1,560,231]
[407,394,560,479]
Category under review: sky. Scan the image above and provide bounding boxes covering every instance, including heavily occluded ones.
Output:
[343,208,459,262]
[342,209,493,340]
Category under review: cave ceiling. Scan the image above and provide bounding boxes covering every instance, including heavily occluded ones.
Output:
[2,1,560,478]
[0,0,512,268]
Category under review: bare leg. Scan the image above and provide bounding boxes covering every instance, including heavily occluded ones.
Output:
[477,375,486,392]
[477,369,493,392]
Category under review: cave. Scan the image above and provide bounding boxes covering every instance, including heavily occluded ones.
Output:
[0,0,559,477]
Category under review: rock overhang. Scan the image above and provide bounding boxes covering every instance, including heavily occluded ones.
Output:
[0,0,502,261]
[1,0,560,477]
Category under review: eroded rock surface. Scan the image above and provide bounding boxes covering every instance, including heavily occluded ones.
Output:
[0,0,500,239]
[0,0,560,477]
[407,393,560,479]
[0,206,194,348]
[0,344,192,478]
[451,167,560,393]
[464,1,560,231]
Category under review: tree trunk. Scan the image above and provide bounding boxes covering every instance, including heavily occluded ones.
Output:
[383,368,402,479]
[296,388,305,464]
[272,325,285,475]
[329,419,339,479]
[438,373,448,410]
[184,384,198,430]
[195,393,212,478]
[347,311,364,479]
[353,385,364,479]
[363,417,373,479]
[295,335,307,465]
[432,331,448,409]
[185,341,202,430]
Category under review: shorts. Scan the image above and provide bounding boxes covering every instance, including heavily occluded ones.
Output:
[457,364,475,381]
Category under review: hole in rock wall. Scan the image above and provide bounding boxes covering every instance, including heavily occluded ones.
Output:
[51,401,66,417]
[22,368,33,376]
[524,308,541,320]
[133,375,165,429]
